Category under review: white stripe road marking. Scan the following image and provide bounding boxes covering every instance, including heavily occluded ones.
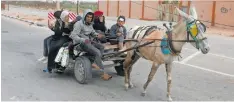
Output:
[174,61,234,78]
[180,51,201,64]
[208,53,234,61]
[183,48,234,61]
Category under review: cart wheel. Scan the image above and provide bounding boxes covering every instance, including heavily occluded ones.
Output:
[114,60,125,76]
[74,56,92,84]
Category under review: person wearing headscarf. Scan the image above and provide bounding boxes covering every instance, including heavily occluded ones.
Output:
[93,10,107,43]
[93,10,107,33]
[46,10,72,73]
[38,10,63,63]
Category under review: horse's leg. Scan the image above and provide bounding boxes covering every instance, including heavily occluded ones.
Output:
[141,62,159,96]
[165,63,172,101]
[123,50,134,91]
[128,54,140,88]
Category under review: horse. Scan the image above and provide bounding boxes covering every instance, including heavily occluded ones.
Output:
[123,6,210,101]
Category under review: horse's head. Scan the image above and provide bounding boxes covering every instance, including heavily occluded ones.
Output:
[175,6,210,54]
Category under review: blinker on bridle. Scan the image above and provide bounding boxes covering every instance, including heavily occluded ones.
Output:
[186,19,207,49]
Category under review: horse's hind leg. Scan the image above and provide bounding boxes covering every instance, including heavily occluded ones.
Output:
[128,54,140,89]
[123,50,134,91]
[141,62,159,96]
[165,63,172,101]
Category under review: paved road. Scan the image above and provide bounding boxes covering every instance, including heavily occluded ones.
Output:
[2,16,234,101]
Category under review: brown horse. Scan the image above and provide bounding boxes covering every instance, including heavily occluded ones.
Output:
[123,7,210,101]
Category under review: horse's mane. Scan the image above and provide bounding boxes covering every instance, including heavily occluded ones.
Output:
[172,19,187,36]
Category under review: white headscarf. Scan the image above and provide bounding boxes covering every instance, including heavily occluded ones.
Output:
[60,10,69,22]
[60,10,70,28]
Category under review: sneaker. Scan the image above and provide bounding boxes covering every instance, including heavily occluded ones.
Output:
[101,73,112,80]
[38,56,47,62]
[42,59,48,64]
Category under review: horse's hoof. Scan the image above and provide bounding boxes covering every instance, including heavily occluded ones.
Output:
[168,96,173,102]
[125,84,129,91]
[129,83,134,89]
[141,92,146,97]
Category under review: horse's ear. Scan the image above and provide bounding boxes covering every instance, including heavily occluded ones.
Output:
[175,6,189,19]
[190,6,198,19]
[175,6,194,21]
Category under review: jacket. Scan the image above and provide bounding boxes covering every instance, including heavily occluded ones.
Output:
[69,9,98,44]
[93,16,107,33]
[110,23,127,38]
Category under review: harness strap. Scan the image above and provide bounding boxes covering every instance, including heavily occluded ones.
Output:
[167,30,180,55]
[132,26,143,39]
[134,26,159,59]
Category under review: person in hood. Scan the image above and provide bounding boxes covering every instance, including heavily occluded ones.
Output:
[69,9,112,80]
[68,15,82,31]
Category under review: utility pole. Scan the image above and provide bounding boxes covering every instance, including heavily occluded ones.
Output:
[7,1,9,11]
[56,1,60,10]
[76,0,80,15]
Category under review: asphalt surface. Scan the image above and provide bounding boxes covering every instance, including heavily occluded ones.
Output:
[1,16,234,101]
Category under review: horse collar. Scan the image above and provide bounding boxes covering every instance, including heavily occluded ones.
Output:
[167,30,181,55]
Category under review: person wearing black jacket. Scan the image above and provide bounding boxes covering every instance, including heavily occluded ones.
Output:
[93,10,107,43]
[38,10,63,63]
[46,10,73,73]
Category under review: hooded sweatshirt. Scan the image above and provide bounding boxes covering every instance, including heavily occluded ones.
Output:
[69,9,98,44]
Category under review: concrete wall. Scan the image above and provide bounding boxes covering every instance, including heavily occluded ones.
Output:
[108,1,118,17]
[144,1,158,20]
[130,1,142,19]
[98,0,234,29]
[215,1,234,29]
[98,1,107,16]
[119,1,130,18]
[191,1,213,26]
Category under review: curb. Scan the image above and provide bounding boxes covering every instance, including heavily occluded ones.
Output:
[1,14,47,28]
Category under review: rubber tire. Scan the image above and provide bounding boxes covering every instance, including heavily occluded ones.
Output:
[74,56,92,84]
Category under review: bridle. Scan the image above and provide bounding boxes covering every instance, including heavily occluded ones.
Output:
[165,19,208,55]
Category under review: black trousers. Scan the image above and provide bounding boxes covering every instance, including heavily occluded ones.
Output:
[43,35,53,57]
[47,36,70,71]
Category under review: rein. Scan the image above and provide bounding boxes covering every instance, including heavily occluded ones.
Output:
[125,20,207,55]
[124,37,207,43]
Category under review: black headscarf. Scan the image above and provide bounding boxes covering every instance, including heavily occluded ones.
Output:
[93,16,106,33]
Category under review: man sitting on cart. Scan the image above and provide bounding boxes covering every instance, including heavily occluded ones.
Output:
[69,9,112,80]
[110,16,127,51]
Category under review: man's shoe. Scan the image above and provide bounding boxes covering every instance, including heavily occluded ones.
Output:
[101,73,112,80]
